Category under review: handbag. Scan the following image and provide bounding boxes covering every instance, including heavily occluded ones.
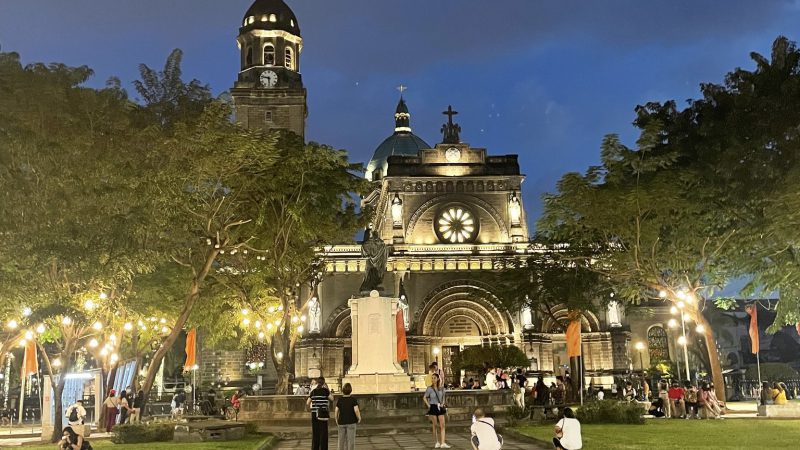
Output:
[433,388,447,414]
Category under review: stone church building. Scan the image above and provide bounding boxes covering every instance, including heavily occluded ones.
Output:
[202,0,687,391]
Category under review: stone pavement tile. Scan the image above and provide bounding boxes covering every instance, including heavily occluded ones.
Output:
[272,431,546,449]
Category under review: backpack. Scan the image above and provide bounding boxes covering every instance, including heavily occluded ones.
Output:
[511,381,521,394]
[68,406,79,422]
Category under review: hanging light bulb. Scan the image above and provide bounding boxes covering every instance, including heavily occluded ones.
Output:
[161,326,169,334]
[159,318,167,324]
[241,309,250,316]
[99,347,108,356]
[266,323,274,331]
[84,299,95,310]
[99,292,108,300]
[291,316,298,323]
[242,318,251,326]
[18,339,26,347]
[24,330,34,340]
[677,336,687,346]
[670,306,678,315]
[22,307,32,317]
[92,321,103,331]
[258,331,265,340]
[254,320,262,329]
[297,325,305,334]
[695,324,705,334]
[124,323,133,331]
[52,358,62,367]
[36,324,46,334]
[110,353,119,363]
[300,315,307,322]
[7,320,18,330]
[88,339,99,348]
[62,316,72,326]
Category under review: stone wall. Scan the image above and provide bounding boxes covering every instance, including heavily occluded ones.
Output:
[239,390,513,428]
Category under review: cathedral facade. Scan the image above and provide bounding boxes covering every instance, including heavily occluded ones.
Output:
[203,0,691,391]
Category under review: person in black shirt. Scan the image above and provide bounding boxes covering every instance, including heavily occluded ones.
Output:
[307,376,333,450]
[335,383,361,450]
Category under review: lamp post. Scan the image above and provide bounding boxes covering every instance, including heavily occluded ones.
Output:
[634,342,645,372]
[667,319,682,384]
[672,302,691,381]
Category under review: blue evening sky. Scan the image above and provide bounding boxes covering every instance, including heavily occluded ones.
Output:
[2,0,799,227]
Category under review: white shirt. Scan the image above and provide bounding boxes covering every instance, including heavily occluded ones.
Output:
[66,404,86,425]
[556,418,582,449]
[597,391,605,400]
[471,417,502,450]
[485,372,497,390]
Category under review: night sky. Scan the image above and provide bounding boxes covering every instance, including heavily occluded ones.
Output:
[2,0,799,225]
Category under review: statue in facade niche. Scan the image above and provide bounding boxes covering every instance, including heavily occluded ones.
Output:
[359,230,389,294]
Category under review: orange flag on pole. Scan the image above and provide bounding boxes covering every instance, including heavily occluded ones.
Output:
[396,309,408,362]
[746,305,759,354]
[184,328,197,370]
[22,339,38,377]
[566,318,582,358]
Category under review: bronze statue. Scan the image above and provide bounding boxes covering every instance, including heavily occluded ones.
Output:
[359,230,388,293]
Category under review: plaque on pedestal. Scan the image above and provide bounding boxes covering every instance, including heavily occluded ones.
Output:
[341,290,412,393]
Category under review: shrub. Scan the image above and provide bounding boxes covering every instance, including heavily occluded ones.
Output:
[575,400,644,425]
[745,363,799,382]
[112,422,175,444]
[452,345,530,373]
[506,405,528,427]
[244,421,259,435]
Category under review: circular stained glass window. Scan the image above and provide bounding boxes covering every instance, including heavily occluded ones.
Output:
[436,206,478,243]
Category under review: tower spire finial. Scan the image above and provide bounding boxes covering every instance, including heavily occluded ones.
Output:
[394,87,411,133]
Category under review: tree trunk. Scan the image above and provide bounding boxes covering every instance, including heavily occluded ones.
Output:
[139,250,217,415]
[695,312,726,401]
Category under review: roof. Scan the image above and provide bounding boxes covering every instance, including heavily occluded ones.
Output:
[241,0,301,36]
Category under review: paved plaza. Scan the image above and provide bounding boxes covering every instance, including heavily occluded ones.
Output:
[273,432,546,449]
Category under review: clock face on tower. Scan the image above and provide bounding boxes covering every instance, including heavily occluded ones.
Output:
[445,147,462,163]
[260,70,278,88]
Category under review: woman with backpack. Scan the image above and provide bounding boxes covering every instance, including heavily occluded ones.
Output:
[307,376,333,450]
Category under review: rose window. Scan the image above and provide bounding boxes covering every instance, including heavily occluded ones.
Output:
[436,206,477,243]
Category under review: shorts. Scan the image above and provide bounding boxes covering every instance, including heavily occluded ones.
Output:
[427,405,446,416]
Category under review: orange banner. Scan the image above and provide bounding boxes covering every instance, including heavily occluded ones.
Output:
[184,328,197,370]
[23,339,38,377]
[396,310,408,362]
[566,319,582,358]
[746,305,759,354]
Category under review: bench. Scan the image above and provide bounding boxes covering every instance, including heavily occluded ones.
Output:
[757,404,800,418]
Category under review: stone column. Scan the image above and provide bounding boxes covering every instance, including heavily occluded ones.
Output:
[348,298,359,373]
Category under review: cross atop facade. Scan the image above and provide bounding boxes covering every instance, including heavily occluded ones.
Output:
[440,105,461,144]
[442,105,458,125]
[397,84,407,95]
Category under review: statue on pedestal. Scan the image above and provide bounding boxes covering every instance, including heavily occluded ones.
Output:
[359,230,388,294]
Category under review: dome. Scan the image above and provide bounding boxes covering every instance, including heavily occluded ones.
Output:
[365,98,430,181]
[241,0,301,36]
[366,98,430,181]
[366,133,430,181]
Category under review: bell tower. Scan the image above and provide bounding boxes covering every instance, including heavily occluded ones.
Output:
[231,0,307,138]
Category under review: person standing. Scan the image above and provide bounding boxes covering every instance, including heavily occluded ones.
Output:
[423,373,450,448]
[335,383,361,450]
[307,376,333,450]
[130,390,145,423]
[513,368,527,408]
[484,368,497,390]
[553,377,566,406]
[553,407,582,450]
[65,400,86,435]
[117,390,132,424]
[470,408,503,450]
[103,390,119,432]
[534,377,548,406]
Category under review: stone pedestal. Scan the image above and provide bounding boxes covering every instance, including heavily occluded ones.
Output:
[341,291,412,393]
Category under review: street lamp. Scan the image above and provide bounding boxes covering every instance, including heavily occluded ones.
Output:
[432,347,440,363]
[634,342,645,372]
[667,319,682,383]
[672,303,691,381]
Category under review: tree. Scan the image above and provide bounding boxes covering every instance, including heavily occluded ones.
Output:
[0,51,168,440]
[209,133,370,394]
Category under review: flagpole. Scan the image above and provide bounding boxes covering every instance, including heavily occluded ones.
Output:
[18,349,26,426]
[579,330,584,406]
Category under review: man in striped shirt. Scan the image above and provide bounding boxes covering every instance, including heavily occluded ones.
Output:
[307,376,333,450]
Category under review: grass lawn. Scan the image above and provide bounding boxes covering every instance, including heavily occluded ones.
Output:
[514,419,800,449]
[12,435,274,450]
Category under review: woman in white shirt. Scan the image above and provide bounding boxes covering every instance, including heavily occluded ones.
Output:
[553,407,582,450]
